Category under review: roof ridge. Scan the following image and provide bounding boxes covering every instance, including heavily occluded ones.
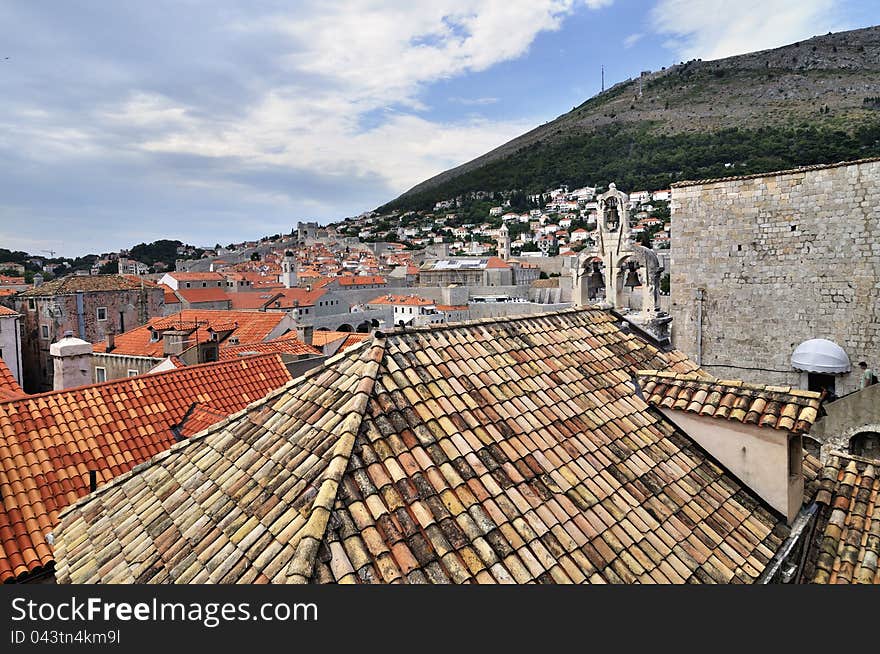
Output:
[286,335,387,583]
[636,370,823,399]
[381,305,601,337]
[53,337,388,565]
[53,356,304,520]
[0,352,290,405]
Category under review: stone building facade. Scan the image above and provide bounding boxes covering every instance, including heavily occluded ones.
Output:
[670,158,880,397]
[13,275,164,392]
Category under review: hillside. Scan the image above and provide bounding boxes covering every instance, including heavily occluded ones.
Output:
[380,25,880,211]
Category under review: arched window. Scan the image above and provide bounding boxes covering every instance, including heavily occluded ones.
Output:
[850,432,880,459]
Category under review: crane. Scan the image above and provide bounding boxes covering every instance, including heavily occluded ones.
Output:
[40,249,57,258]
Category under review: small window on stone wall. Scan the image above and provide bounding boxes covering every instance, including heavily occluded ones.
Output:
[850,432,880,459]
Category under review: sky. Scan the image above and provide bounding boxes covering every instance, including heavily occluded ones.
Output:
[0,0,875,257]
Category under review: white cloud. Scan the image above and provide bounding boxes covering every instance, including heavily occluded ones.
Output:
[449,96,500,105]
[623,33,643,48]
[651,0,845,60]
[1,1,616,254]
[123,1,614,191]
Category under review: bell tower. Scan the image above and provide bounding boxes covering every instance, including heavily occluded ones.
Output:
[280,250,298,288]
[497,223,511,261]
[596,183,632,306]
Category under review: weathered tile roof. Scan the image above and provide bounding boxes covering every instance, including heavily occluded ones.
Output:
[93,310,289,357]
[810,453,880,584]
[159,284,181,304]
[367,294,434,306]
[0,354,293,583]
[0,306,18,316]
[55,308,800,584]
[337,276,386,286]
[0,358,25,401]
[167,272,224,282]
[174,287,231,304]
[219,334,321,359]
[311,331,370,352]
[637,371,822,434]
[19,274,150,296]
[176,404,229,438]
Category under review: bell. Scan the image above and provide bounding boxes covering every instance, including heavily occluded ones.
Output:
[624,261,640,289]
[589,261,604,286]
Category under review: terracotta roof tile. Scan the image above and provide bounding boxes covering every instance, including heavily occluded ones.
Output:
[312,331,370,352]
[53,308,802,584]
[337,276,386,286]
[219,334,321,359]
[809,453,880,584]
[93,310,290,358]
[0,354,293,582]
[636,371,823,434]
[174,287,231,304]
[367,294,434,306]
[0,359,25,401]
[166,272,224,282]
[20,274,149,296]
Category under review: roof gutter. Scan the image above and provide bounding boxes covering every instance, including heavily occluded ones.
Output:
[757,502,819,584]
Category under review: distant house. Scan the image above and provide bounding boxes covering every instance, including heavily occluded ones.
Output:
[91,309,297,381]
[571,228,590,242]
[157,271,225,291]
[418,257,513,287]
[13,275,164,393]
[366,293,444,327]
[0,262,25,275]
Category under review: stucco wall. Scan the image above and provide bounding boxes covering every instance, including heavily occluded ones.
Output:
[661,409,801,523]
[670,159,880,396]
[0,314,23,385]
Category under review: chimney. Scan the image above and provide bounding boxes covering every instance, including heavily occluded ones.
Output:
[33,273,43,288]
[297,324,314,346]
[50,331,93,390]
[105,331,115,352]
[162,330,188,357]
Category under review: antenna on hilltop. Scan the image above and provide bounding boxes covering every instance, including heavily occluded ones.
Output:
[601,65,605,92]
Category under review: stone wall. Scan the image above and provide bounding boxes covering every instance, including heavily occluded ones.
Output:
[670,159,880,396]
[92,352,162,382]
[14,287,164,392]
[808,383,880,459]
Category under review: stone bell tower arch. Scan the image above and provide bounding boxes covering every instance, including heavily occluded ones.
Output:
[573,182,671,343]
[595,183,632,307]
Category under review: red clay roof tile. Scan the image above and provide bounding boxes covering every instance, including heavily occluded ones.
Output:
[0,354,292,582]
